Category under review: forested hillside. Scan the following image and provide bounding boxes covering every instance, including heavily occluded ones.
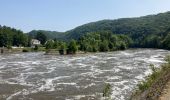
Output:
[1,11,170,50]
[28,30,65,40]
[65,11,170,42]
[64,11,170,49]
[27,11,170,49]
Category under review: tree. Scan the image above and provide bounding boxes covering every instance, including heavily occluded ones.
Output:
[119,42,127,50]
[67,40,78,54]
[34,45,39,51]
[58,41,66,55]
[58,41,66,50]
[0,26,29,47]
[45,40,54,49]
[36,32,47,45]
[162,33,170,49]
[99,40,109,52]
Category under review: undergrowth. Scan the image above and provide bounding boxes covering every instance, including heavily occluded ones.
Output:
[131,55,170,100]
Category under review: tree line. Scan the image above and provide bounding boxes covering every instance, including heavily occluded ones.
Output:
[45,31,132,54]
[0,26,29,48]
[1,24,170,54]
[0,25,48,48]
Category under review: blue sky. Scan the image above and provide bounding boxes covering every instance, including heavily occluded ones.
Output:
[0,0,170,32]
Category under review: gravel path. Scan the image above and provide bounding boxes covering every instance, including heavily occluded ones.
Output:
[159,81,170,100]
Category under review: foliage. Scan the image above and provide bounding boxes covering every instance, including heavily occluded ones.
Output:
[34,45,39,51]
[25,12,170,51]
[99,40,109,52]
[65,12,170,41]
[58,41,66,50]
[22,49,29,52]
[131,56,170,99]
[165,55,170,64]
[67,39,78,54]
[137,56,170,92]
[79,31,132,52]
[28,30,65,40]
[162,33,170,49]
[2,11,170,51]
[63,11,170,50]
[45,40,54,49]
[43,31,132,54]
[103,83,112,97]
[35,32,47,45]
[0,26,29,47]
[137,64,160,92]
[25,11,170,50]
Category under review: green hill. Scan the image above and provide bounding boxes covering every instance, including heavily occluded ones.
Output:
[27,11,170,49]
[2,11,170,49]
[28,30,65,40]
[64,12,169,39]
[28,11,170,43]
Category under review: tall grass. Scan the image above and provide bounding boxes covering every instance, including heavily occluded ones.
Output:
[131,55,170,100]
[103,83,112,100]
[137,64,161,92]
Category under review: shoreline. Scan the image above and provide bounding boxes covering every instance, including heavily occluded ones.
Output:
[159,81,170,99]
[130,55,170,100]
[1,47,168,57]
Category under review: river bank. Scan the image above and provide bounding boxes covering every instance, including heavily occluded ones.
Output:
[0,47,46,54]
[131,55,170,100]
[159,81,170,100]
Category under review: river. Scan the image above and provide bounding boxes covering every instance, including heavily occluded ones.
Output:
[0,49,169,100]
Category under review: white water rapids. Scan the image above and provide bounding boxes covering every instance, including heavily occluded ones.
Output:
[0,49,169,100]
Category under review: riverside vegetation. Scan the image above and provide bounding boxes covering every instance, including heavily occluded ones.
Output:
[131,55,170,100]
[1,12,170,54]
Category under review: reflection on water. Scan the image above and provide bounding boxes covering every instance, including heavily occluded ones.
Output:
[0,49,169,100]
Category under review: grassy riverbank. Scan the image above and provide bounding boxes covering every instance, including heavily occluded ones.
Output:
[131,55,170,100]
[0,47,46,54]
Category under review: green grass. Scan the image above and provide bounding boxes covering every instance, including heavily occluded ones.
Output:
[23,47,46,52]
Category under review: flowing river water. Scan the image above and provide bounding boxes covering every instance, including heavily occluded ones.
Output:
[0,49,170,100]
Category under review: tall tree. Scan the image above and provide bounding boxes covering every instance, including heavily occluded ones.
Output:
[36,32,47,45]
[67,39,78,54]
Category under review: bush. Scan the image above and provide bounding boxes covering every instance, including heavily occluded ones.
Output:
[132,55,170,99]
[34,45,39,51]
[67,40,78,54]
[165,55,170,64]
[137,64,160,92]
[59,49,64,55]
[99,40,109,52]
[103,83,111,97]
[7,45,12,49]
[45,40,54,49]
[22,49,29,52]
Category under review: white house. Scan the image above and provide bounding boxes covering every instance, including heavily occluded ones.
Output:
[31,39,41,47]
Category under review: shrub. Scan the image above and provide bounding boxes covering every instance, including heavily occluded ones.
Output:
[45,40,54,49]
[137,64,160,92]
[7,45,12,49]
[34,45,39,51]
[67,40,78,54]
[59,49,64,55]
[132,55,170,99]
[22,49,29,52]
[103,83,111,97]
